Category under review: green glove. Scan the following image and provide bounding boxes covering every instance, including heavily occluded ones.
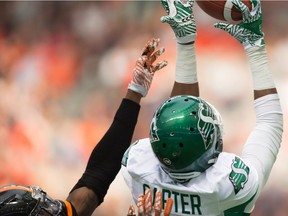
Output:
[160,0,196,44]
[214,0,265,49]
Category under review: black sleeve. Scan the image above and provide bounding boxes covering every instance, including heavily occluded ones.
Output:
[70,98,140,205]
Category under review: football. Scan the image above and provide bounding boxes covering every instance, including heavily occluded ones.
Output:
[196,0,252,22]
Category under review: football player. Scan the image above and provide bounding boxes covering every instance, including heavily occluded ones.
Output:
[122,0,283,215]
[0,38,168,216]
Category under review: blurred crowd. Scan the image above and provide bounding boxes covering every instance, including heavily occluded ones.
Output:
[0,1,287,216]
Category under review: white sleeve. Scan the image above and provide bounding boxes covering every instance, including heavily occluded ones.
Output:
[241,93,283,190]
[121,165,133,193]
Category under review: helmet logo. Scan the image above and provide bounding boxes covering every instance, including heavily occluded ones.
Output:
[198,101,216,150]
[150,115,160,143]
[163,158,172,165]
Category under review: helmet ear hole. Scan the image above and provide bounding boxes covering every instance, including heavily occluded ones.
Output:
[179,143,184,147]
[190,127,195,132]
[191,111,197,115]
[162,143,167,148]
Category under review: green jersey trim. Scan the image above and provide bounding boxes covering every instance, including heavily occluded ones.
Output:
[224,191,257,216]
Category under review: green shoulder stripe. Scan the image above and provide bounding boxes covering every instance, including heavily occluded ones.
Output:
[224,192,257,216]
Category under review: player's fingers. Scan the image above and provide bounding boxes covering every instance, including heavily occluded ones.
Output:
[137,194,145,216]
[151,60,168,73]
[214,22,229,31]
[142,38,153,56]
[164,198,173,216]
[188,0,195,7]
[214,22,236,36]
[144,189,152,215]
[127,204,136,216]
[160,15,170,23]
[160,0,170,15]
[153,191,162,216]
[232,0,252,22]
[142,38,160,57]
[147,47,165,66]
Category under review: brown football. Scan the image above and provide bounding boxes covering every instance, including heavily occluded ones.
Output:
[196,0,252,22]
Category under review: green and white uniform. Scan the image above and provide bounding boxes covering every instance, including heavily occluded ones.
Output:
[122,94,283,215]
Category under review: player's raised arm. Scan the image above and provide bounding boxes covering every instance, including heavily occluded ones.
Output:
[160,0,199,97]
[215,0,283,212]
[66,38,167,216]
[214,0,276,99]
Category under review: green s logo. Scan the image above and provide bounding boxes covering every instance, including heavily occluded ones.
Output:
[229,157,250,194]
[149,116,159,143]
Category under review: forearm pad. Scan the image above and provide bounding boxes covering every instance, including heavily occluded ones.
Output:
[70,99,140,204]
[246,46,275,90]
[175,43,197,84]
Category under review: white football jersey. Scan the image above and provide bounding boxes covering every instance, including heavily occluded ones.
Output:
[122,138,258,216]
[121,94,283,216]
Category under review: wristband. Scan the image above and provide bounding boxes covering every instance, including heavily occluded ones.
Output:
[246,46,275,90]
[128,83,147,97]
[175,43,197,84]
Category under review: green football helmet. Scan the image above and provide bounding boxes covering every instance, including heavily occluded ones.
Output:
[150,95,223,182]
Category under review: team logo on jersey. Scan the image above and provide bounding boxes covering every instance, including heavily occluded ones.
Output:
[229,157,250,194]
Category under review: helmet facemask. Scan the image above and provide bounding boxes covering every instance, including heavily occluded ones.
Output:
[150,95,224,182]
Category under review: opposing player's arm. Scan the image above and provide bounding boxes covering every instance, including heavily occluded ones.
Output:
[66,188,98,216]
[67,96,142,216]
[66,38,167,216]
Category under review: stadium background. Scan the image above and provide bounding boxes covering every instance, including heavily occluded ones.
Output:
[0,1,287,215]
